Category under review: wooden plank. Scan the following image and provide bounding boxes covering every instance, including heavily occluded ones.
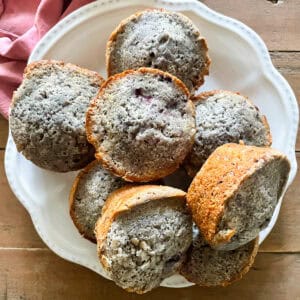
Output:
[270,52,300,151]
[260,153,300,252]
[0,151,46,248]
[0,52,299,151]
[203,0,300,51]
[0,115,8,149]
[0,2,298,298]
[0,250,299,299]
[1,148,300,252]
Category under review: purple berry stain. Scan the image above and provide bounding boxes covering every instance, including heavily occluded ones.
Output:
[134,88,152,103]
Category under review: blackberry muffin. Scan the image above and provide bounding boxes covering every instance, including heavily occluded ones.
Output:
[95,185,193,294]
[184,90,272,177]
[106,9,210,92]
[181,229,258,286]
[69,160,127,242]
[187,143,290,250]
[9,60,104,172]
[86,68,196,182]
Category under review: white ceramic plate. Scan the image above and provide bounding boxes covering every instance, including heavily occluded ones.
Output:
[5,0,298,289]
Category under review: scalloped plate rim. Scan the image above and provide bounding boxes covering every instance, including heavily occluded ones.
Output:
[5,0,298,289]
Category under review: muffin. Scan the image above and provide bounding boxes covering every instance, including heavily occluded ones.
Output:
[9,60,104,172]
[95,185,192,294]
[106,9,210,92]
[181,229,258,286]
[187,143,290,250]
[184,90,272,177]
[69,160,127,242]
[86,68,196,182]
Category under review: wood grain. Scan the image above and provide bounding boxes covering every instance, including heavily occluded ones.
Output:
[202,0,300,51]
[270,52,300,107]
[0,116,8,149]
[270,52,300,150]
[0,250,299,300]
[0,148,299,252]
[0,1,299,297]
[0,151,46,249]
[0,52,299,150]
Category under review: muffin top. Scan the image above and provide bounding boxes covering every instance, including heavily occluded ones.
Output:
[107,9,210,92]
[69,160,126,242]
[95,185,192,294]
[184,90,272,176]
[186,143,290,250]
[86,68,195,182]
[10,60,104,172]
[181,229,258,287]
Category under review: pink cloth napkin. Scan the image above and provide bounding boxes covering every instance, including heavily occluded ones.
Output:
[0,0,94,118]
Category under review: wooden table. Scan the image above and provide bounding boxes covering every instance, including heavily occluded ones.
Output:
[0,1,299,299]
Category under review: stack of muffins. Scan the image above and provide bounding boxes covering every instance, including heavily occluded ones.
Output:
[9,9,290,294]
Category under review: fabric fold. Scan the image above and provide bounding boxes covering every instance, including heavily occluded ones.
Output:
[0,0,93,118]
